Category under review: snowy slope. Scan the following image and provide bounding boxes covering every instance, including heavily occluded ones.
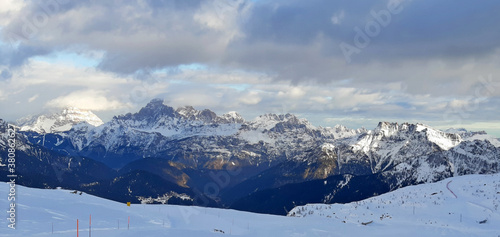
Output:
[1,174,500,236]
[289,173,500,237]
[18,107,103,134]
[0,183,357,237]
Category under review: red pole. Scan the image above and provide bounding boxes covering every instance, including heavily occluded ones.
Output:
[77,219,79,237]
[128,216,130,230]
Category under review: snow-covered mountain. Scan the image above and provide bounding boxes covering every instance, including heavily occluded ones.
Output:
[29,100,346,168]
[1,174,499,236]
[5,99,500,215]
[0,119,211,207]
[227,127,499,214]
[18,107,103,133]
[289,173,500,237]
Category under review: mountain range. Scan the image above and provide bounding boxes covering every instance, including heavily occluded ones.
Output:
[1,99,499,215]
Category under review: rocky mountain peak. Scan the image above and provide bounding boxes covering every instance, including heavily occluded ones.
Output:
[249,113,311,131]
[198,109,218,123]
[176,105,198,118]
[258,113,301,123]
[374,121,401,137]
[333,124,349,131]
[118,99,176,122]
[176,106,242,124]
[222,111,245,123]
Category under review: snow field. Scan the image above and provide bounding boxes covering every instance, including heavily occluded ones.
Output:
[0,173,499,236]
[290,173,500,237]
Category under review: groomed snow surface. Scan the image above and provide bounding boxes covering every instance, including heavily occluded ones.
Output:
[1,174,500,236]
[290,173,500,237]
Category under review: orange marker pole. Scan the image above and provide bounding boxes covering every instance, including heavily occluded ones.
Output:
[77,219,79,237]
[128,216,130,230]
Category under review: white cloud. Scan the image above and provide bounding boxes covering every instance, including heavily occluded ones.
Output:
[328,88,383,108]
[194,0,249,39]
[0,60,136,119]
[165,67,271,85]
[310,96,331,104]
[45,89,127,111]
[447,99,471,109]
[28,94,38,103]
[331,10,345,25]
[0,0,26,26]
[239,90,261,105]
[167,88,223,109]
[277,86,306,99]
[17,59,129,88]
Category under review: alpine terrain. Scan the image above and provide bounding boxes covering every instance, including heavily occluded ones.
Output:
[1,99,499,215]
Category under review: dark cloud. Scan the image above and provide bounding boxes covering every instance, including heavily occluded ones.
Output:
[0,0,499,96]
[1,0,216,72]
[358,0,500,60]
[241,0,380,44]
[229,0,500,82]
[0,69,12,80]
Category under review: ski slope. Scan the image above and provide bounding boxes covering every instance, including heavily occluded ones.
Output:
[1,174,499,236]
[290,173,500,237]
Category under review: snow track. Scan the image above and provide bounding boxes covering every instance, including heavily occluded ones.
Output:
[447,180,458,198]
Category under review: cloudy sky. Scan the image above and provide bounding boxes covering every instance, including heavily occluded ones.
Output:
[0,0,499,136]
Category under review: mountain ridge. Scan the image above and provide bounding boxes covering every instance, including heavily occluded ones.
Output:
[2,99,499,215]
